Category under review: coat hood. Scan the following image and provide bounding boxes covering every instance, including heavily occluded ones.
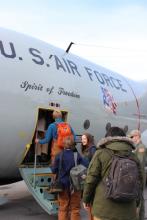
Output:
[97,136,135,150]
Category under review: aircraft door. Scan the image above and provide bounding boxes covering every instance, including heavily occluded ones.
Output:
[21,108,68,165]
[19,108,68,215]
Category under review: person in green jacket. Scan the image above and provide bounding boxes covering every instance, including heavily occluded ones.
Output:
[83,126,143,220]
[129,129,146,220]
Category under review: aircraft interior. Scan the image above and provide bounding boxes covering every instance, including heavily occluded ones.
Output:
[22,108,68,165]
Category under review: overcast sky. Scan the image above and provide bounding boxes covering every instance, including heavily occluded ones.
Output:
[0,0,147,80]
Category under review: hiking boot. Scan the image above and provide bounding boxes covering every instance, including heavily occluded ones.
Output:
[36,155,41,165]
[41,153,49,163]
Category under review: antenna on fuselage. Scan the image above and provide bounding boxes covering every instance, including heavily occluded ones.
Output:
[65,42,74,53]
[49,54,53,59]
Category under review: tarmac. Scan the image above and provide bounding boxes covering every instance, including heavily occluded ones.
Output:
[0,181,88,220]
[0,181,147,220]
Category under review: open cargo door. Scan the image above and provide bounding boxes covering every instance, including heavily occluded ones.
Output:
[19,108,68,215]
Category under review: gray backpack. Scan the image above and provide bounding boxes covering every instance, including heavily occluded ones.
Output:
[70,152,87,191]
[104,149,140,202]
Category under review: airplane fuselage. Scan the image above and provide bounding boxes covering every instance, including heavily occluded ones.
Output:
[0,28,147,182]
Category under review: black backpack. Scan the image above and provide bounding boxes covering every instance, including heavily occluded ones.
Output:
[104,149,140,202]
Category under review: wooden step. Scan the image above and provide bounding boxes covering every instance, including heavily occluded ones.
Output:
[45,188,62,193]
[34,173,55,177]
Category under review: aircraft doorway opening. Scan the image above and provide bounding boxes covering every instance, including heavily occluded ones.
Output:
[22,108,68,166]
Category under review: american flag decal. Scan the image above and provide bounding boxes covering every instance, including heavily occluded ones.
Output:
[101,87,117,114]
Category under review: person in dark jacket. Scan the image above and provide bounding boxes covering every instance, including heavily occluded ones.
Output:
[83,127,143,220]
[81,133,96,165]
[81,133,96,220]
[52,136,87,220]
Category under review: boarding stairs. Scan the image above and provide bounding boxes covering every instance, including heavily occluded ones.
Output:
[19,163,59,215]
[19,135,82,215]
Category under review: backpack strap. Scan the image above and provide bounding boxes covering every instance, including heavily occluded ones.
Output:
[73,152,78,166]
[104,148,132,158]
[104,148,114,157]
[101,148,114,181]
[57,151,64,180]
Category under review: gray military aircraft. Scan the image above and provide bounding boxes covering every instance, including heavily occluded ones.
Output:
[0,27,147,214]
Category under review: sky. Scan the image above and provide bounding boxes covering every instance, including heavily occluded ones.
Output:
[0,0,147,80]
